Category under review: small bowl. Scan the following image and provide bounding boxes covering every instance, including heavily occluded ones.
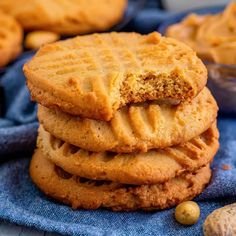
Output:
[207,62,236,114]
[158,5,236,114]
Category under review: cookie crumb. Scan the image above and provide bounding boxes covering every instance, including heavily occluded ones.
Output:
[68,77,77,86]
[221,164,231,170]
[144,32,161,44]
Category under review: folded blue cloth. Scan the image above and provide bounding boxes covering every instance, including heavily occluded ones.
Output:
[0,3,236,236]
[0,52,38,155]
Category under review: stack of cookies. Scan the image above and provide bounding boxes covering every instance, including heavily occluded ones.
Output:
[24,32,219,211]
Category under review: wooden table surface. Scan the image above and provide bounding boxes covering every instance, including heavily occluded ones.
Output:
[0,221,61,236]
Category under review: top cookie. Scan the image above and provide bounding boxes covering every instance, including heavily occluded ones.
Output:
[0,0,127,35]
[0,10,22,67]
[24,32,207,121]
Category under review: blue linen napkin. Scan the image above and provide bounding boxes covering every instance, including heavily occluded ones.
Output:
[0,52,38,155]
[0,3,236,236]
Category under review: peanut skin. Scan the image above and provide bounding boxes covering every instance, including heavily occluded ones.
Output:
[203,203,236,236]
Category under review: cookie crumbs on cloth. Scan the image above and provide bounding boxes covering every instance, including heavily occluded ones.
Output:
[221,164,231,170]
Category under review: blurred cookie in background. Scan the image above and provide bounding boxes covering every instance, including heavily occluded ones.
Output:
[0,10,22,67]
[25,31,60,50]
[0,0,127,35]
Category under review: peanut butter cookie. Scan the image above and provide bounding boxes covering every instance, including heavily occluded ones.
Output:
[0,0,127,35]
[30,149,212,211]
[38,123,219,185]
[24,32,207,121]
[0,10,22,67]
[38,88,218,153]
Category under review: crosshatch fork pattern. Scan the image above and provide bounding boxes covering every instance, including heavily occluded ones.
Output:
[27,32,202,85]
[37,123,219,185]
[24,32,207,120]
[38,87,218,153]
[30,149,212,211]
